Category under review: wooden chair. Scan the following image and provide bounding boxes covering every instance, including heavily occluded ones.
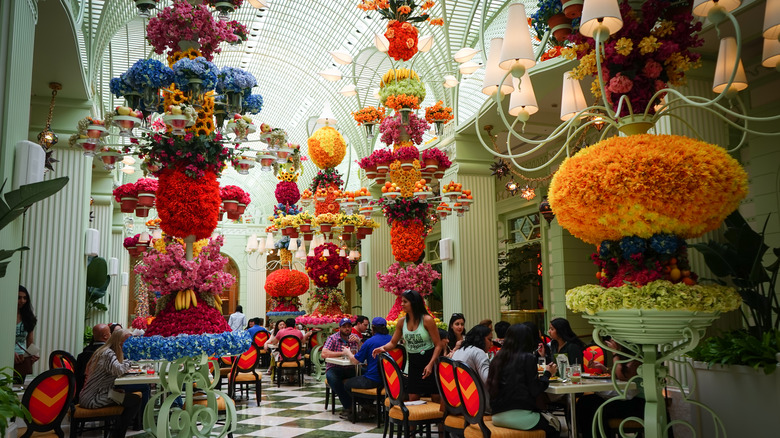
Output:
[48,350,76,373]
[350,345,406,427]
[274,335,304,387]
[228,345,262,405]
[20,368,76,438]
[453,361,544,438]
[379,352,443,438]
[253,330,271,368]
[435,356,467,438]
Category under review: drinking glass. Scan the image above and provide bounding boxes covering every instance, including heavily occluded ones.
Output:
[538,357,546,371]
[570,364,582,384]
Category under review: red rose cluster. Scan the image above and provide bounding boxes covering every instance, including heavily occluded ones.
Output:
[305,242,350,288]
[390,219,426,262]
[157,167,221,240]
[274,181,301,206]
[265,269,310,298]
[145,296,232,337]
[385,21,418,61]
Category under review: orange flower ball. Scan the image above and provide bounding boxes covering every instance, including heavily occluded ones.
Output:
[265,269,310,298]
[548,134,748,245]
[307,126,347,169]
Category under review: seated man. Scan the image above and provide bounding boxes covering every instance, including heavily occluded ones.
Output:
[322,318,361,419]
[351,315,369,342]
[75,323,111,400]
[247,317,268,338]
[343,317,393,417]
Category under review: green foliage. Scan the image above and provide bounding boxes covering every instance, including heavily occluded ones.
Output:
[0,367,31,436]
[689,330,779,375]
[86,257,111,320]
[0,177,69,277]
[498,243,542,309]
[84,325,93,348]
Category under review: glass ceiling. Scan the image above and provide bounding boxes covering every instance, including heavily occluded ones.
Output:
[75,0,549,224]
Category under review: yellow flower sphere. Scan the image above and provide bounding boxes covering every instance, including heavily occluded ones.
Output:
[548,134,748,245]
[307,126,347,169]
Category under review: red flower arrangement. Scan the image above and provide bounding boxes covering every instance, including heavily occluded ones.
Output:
[265,269,310,298]
[394,145,421,162]
[135,178,159,193]
[145,297,232,336]
[390,219,426,262]
[420,148,452,169]
[113,183,138,202]
[385,20,419,61]
[123,235,140,249]
[305,242,350,288]
[274,181,301,205]
[157,167,221,240]
[220,185,250,204]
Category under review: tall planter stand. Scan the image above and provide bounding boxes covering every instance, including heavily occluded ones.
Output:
[583,310,726,438]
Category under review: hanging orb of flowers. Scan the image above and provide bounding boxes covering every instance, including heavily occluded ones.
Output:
[265,269,310,298]
[390,219,426,263]
[307,126,347,169]
[305,242,350,288]
[548,134,748,245]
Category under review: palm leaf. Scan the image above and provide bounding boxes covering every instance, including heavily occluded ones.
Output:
[0,177,69,230]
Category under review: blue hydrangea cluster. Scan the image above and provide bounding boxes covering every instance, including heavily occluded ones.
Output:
[110,73,135,98]
[216,66,257,95]
[273,203,301,218]
[598,240,614,258]
[123,330,252,361]
[266,311,306,319]
[649,233,680,255]
[619,235,646,259]
[172,57,219,91]
[126,59,174,89]
[243,94,263,114]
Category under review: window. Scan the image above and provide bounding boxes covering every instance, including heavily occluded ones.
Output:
[509,213,542,245]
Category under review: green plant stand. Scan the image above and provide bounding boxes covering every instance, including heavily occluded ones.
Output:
[583,309,727,438]
[143,353,236,438]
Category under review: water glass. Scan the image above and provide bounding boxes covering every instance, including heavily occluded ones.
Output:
[538,357,546,371]
[570,364,582,384]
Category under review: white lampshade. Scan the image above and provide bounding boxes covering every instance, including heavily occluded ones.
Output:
[329,50,353,65]
[348,250,360,260]
[580,0,623,39]
[371,87,381,100]
[481,38,514,96]
[713,37,748,94]
[323,248,331,257]
[418,35,434,52]
[307,246,315,257]
[248,0,268,8]
[764,0,780,39]
[560,74,587,121]
[339,84,358,96]
[499,3,535,75]
[374,33,390,52]
[459,61,481,75]
[296,248,306,259]
[121,166,136,174]
[508,74,539,118]
[152,228,163,240]
[138,231,150,244]
[247,233,259,251]
[443,75,459,88]
[339,247,346,257]
[257,236,266,252]
[288,238,298,251]
[318,68,343,82]
[317,102,338,126]
[692,0,741,17]
[762,38,780,69]
[265,232,274,250]
[121,156,135,165]
[454,47,479,63]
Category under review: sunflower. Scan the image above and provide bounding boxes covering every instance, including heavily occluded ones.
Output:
[169,89,186,105]
[204,118,215,132]
[196,127,209,137]
[194,118,207,129]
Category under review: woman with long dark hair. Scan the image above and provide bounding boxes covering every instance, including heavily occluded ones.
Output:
[446,313,465,355]
[522,321,552,364]
[15,286,39,382]
[548,318,585,365]
[487,324,559,437]
[451,324,492,386]
[372,290,441,401]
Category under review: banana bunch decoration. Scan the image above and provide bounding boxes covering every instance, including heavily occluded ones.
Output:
[380,68,419,87]
[174,289,199,311]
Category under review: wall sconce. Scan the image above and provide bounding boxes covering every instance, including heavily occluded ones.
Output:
[246,233,259,252]
[109,257,119,276]
[358,261,368,277]
[439,238,453,261]
[85,228,100,256]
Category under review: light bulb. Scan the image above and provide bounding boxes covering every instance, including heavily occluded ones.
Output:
[308,247,315,257]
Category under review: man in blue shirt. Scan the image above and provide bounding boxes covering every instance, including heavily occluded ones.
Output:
[246,317,267,338]
[343,317,393,417]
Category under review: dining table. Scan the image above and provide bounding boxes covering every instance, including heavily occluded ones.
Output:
[545,377,635,438]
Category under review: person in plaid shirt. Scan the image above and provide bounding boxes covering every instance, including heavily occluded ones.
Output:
[321,318,361,418]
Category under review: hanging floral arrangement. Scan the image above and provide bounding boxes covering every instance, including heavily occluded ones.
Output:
[377,261,441,320]
[305,242,350,288]
[156,166,222,240]
[357,1,442,61]
[307,126,347,169]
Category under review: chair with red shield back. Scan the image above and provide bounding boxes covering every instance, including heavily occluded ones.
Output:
[20,368,76,438]
[48,350,76,373]
[253,330,271,368]
[454,361,545,438]
[583,344,606,374]
[275,335,304,387]
[379,352,442,438]
[435,357,467,438]
[349,345,406,427]
[228,344,262,405]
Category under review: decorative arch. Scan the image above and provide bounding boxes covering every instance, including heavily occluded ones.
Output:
[222,254,240,317]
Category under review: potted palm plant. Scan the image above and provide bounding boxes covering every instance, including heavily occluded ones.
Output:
[1,367,30,437]
[498,242,545,326]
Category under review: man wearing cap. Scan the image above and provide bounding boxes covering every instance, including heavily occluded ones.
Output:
[322,317,361,419]
[343,317,393,417]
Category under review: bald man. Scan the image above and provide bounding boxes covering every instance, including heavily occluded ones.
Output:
[75,323,112,399]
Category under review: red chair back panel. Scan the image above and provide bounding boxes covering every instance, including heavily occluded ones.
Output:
[309,334,320,348]
[28,373,71,425]
[51,354,74,372]
[254,331,269,349]
[280,336,301,359]
[237,347,258,371]
[381,358,402,400]
[455,367,480,418]
[388,347,405,369]
[437,361,460,408]
[584,345,605,374]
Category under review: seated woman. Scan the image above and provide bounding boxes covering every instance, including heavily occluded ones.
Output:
[487,324,559,438]
[548,317,585,366]
[80,329,141,438]
[451,325,492,387]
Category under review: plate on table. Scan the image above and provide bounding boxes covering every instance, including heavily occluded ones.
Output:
[548,376,561,382]
[582,373,611,379]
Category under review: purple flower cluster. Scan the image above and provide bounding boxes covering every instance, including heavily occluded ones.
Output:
[379,113,430,145]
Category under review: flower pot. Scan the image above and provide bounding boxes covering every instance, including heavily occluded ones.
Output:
[399,108,412,125]
[300,224,311,233]
[341,233,352,241]
[225,91,243,115]
[186,78,205,109]
[434,171,445,179]
[283,226,294,236]
[376,164,389,174]
[124,92,142,111]
[227,211,241,220]
[342,225,355,233]
[364,123,376,139]
[290,231,299,238]
[424,159,439,171]
[433,120,446,136]
[237,203,246,214]
[303,233,313,241]
[218,210,225,221]
[120,197,138,213]
[562,0,584,19]
[400,159,415,170]
[135,206,150,218]
[137,192,156,207]
[375,176,386,185]
[547,13,573,42]
[142,86,160,112]
[319,223,332,233]
[127,246,139,256]
[358,227,372,236]
[365,170,378,180]
[582,309,720,345]
[223,200,239,213]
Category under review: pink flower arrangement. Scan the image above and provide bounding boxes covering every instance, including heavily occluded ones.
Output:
[274,181,301,205]
[420,148,452,169]
[394,146,420,161]
[369,148,394,167]
[123,235,140,249]
[113,183,139,202]
[135,178,158,194]
[379,113,430,145]
[357,156,376,169]
[134,235,235,297]
[146,0,240,61]
[376,262,441,297]
[220,185,250,204]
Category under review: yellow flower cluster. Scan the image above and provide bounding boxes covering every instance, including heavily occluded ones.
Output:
[653,20,675,38]
[277,166,299,182]
[389,160,422,198]
[615,38,633,56]
[638,36,660,55]
[312,213,340,226]
[570,52,599,80]
[548,134,748,245]
[664,53,701,87]
[152,236,209,258]
[307,126,347,169]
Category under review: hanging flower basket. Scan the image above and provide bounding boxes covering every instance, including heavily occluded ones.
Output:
[562,0,584,19]
[300,222,312,233]
[237,203,246,214]
[120,197,139,213]
[303,233,313,241]
[547,13,573,42]
[342,225,355,233]
[135,206,151,218]
[227,210,241,220]
[319,223,333,233]
[137,191,156,207]
[222,199,239,213]
[399,108,413,125]
[364,123,376,139]
[581,309,721,345]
